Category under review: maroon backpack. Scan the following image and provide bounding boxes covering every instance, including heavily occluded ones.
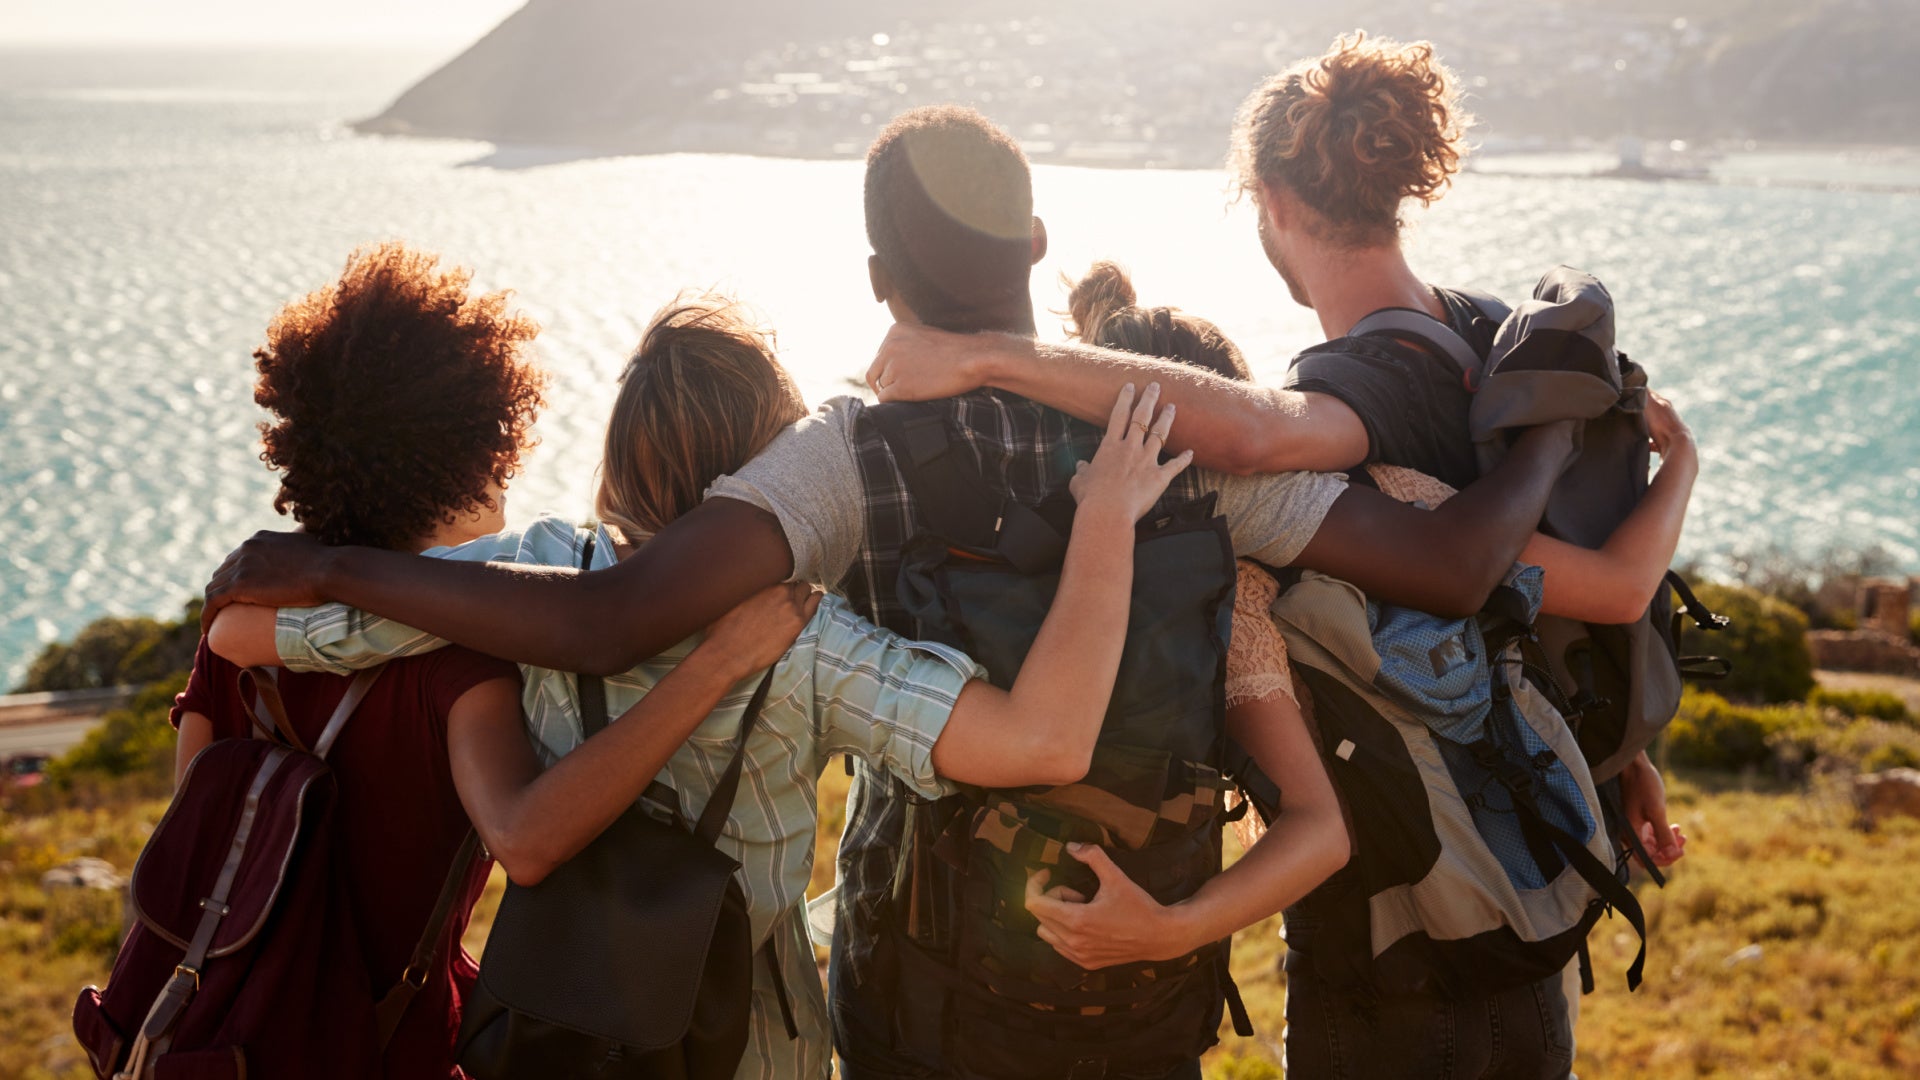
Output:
[72,667,479,1080]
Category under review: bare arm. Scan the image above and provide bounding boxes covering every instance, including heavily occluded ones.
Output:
[175,713,213,785]
[1291,421,1576,617]
[1527,393,1700,623]
[930,385,1194,788]
[867,323,1367,475]
[1026,691,1350,968]
[448,584,819,887]
[203,496,794,676]
[205,604,283,668]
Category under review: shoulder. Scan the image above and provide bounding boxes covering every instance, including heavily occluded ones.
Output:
[394,644,521,715]
[420,513,584,569]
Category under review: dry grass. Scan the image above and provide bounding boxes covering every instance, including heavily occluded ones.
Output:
[12,766,1918,1079]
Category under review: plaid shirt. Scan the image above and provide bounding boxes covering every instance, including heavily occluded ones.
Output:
[833,389,1202,981]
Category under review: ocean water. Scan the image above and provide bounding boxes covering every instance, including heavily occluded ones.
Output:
[2,47,1917,687]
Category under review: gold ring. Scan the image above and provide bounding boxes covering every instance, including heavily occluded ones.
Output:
[1147,429,1167,444]
[1130,419,1151,436]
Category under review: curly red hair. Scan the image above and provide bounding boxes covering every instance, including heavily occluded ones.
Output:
[253,242,548,549]
[1231,32,1470,246]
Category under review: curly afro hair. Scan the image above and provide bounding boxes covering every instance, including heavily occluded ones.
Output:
[253,242,548,550]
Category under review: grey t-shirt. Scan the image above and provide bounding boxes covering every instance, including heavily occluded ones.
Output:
[707,394,1348,585]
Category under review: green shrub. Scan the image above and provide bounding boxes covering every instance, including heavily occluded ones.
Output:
[44,675,187,788]
[1665,688,1808,771]
[1808,687,1912,725]
[1911,610,1920,646]
[1680,582,1815,703]
[17,600,202,692]
[1670,689,1920,777]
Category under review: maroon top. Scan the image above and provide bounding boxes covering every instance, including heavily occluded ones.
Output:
[172,638,518,1079]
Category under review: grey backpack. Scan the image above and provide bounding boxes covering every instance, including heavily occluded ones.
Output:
[1349,268,1729,808]
[1269,565,1645,995]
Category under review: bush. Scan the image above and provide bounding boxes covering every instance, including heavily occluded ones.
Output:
[17,600,202,692]
[44,675,188,788]
[1808,687,1912,725]
[1669,688,1920,777]
[1665,688,1808,771]
[1680,582,1815,703]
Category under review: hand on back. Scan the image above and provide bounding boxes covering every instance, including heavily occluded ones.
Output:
[1644,390,1693,458]
[698,582,822,681]
[202,530,332,632]
[1068,382,1194,523]
[866,322,986,402]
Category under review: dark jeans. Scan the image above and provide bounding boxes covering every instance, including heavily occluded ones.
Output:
[1284,956,1574,1080]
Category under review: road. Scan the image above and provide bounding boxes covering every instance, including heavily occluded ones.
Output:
[0,716,101,757]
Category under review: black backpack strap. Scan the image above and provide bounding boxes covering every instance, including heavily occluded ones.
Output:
[375,829,484,1048]
[1220,964,1255,1037]
[867,402,1072,573]
[694,667,779,844]
[865,403,1004,550]
[764,942,799,1040]
[1666,571,1729,632]
[575,530,613,741]
[1348,307,1488,390]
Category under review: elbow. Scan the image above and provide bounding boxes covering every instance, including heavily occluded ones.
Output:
[479,824,561,888]
[1217,421,1284,477]
[1029,740,1094,788]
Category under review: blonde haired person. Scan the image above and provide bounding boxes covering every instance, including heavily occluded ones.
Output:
[209,291,1197,1079]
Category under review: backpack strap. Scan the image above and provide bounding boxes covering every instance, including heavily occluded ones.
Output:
[865,402,1005,551]
[694,667,779,844]
[373,829,483,1049]
[1348,307,1488,390]
[121,746,296,1077]
[866,402,1071,573]
[240,667,305,752]
[311,667,384,761]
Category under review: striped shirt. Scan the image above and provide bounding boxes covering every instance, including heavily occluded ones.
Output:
[272,514,986,1080]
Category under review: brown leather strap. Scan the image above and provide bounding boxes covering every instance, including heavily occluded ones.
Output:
[373,829,483,1049]
[239,667,305,752]
[312,667,383,761]
[138,746,290,1043]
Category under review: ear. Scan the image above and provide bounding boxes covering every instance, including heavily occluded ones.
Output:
[1030,216,1049,265]
[868,254,893,304]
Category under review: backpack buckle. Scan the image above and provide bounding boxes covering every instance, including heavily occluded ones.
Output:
[173,963,200,991]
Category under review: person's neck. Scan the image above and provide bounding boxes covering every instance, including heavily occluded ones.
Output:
[1297,241,1442,342]
[923,298,1038,337]
[408,517,497,554]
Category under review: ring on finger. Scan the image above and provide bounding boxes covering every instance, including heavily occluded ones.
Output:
[1130,419,1151,437]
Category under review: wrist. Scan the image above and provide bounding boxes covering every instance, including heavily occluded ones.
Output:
[685,639,757,686]
[1071,500,1139,538]
[1161,896,1217,958]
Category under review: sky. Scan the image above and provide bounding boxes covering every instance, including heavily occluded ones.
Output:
[0,0,527,48]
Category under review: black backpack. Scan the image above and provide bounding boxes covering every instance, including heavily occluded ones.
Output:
[455,530,794,1079]
[1349,268,1730,858]
[859,403,1250,1080]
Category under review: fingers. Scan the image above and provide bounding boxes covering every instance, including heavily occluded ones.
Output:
[1126,382,1162,448]
[1146,398,1176,447]
[1104,383,1137,443]
[1067,842,1126,889]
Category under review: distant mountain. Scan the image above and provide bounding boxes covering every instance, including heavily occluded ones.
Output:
[357,0,1920,164]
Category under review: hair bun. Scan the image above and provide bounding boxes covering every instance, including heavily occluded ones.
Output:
[1065,260,1138,341]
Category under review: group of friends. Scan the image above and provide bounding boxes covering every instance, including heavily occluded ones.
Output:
[142,33,1696,1080]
